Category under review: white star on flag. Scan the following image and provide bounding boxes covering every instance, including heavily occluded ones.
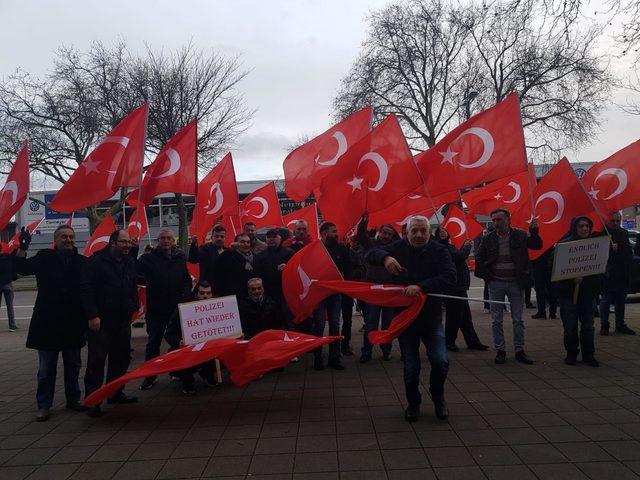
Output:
[494,193,503,200]
[439,147,458,164]
[83,157,100,174]
[346,176,364,192]
[588,187,599,199]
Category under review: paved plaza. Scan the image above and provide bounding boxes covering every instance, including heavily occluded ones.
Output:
[2,282,640,479]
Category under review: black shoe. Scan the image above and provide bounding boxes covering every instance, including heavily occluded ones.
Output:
[583,355,600,367]
[468,343,489,351]
[313,357,325,371]
[495,350,506,365]
[182,384,196,395]
[139,376,157,391]
[600,327,609,336]
[432,395,449,420]
[549,311,557,319]
[525,302,536,309]
[515,351,534,365]
[531,313,546,319]
[66,401,88,412]
[87,406,102,418]
[382,352,392,361]
[359,355,371,364]
[36,408,50,422]
[328,361,345,371]
[198,370,218,387]
[616,325,636,335]
[446,343,459,352]
[107,393,138,404]
[564,352,577,365]
[404,403,420,422]
[341,346,354,356]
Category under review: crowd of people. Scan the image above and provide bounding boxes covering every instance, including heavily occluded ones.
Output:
[1,206,638,423]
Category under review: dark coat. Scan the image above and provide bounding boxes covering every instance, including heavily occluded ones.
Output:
[15,249,87,351]
[137,247,192,319]
[254,245,294,299]
[239,294,281,338]
[366,239,457,328]
[188,242,225,294]
[354,222,395,284]
[216,249,255,298]
[324,240,353,279]
[0,253,18,285]
[474,227,543,288]
[441,241,472,292]
[603,225,633,290]
[81,247,139,327]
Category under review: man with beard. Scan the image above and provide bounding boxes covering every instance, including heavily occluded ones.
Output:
[355,216,399,363]
[243,222,267,254]
[81,230,139,417]
[189,225,227,295]
[15,225,88,421]
[366,216,456,421]
[283,220,313,252]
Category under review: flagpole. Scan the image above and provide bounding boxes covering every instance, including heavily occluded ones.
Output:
[193,119,199,244]
[137,102,150,248]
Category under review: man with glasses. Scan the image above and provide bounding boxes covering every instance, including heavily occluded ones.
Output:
[283,220,313,252]
[137,230,192,391]
[81,230,139,417]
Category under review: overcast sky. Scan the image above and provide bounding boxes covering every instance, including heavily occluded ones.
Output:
[1,0,639,185]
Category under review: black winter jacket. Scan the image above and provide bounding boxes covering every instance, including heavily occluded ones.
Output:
[188,242,226,294]
[324,240,353,279]
[216,249,255,298]
[0,253,18,286]
[81,247,139,326]
[474,227,543,288]
[239,294,281,338]
[442,242,472,292]
[366,239,457,328]
[254,245,294,299]
[603,225,633,289]
[16,248,87,351]
[137,247,192,318]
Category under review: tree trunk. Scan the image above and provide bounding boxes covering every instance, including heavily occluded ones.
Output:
[175,193,189,253]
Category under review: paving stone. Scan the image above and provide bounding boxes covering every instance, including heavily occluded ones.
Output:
[468,445,521,466]
[433,466,488,480]
[69,462,123,480]
[386,469,437,480]
[212,438,257,456]
[535,425,589,443]
[170,440,217,458]
[576,461,640,480]
[203,455,251,477]
[156,457,208,479]
[5,447,60,466]
[480,465,537,480]
[296,435,337,453]
[529,463,590,480]
[511,444,568,464]
[249,453,295,474]
[424,446,475,468]
[598,440,640,461]
[381,448,429,470]
[294,452,339,473]
[416,429,462,447]
[457,429,505,446]
[0,465,37,480]
[336,433,378,451]
[112,460,165,480]
[376,431,421,449]
[553,442,614,462]
[47,446,98,464]
[129,442,177,460]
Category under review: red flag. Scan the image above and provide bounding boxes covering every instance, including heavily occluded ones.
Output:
[441,204,485,249]
[317,115,422,236]
[84,337,241,406]
[239,182,283,230]
[416,94,527,197]
[218,330,341,386]
[282,240,343,322]
[190,153,239,243]
[282,204,320,240]
[83,214,117,256]
[0,140,30,231]
[580,140,640,213]
[6,217,44,253]
[187,263,200,287]
[512,158,600,260]
[284,107,372,201]
[127,120,197,206]
[127,205,149,242]
[369,189,458,233]
[131,286,146,323]
[219,213,241,247]
[49,104,148,213]
[462,164,536,216]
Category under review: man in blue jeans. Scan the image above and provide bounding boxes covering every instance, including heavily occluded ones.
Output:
[366,216,456,421]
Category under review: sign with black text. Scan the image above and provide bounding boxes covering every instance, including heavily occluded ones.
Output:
[178,295,242,345]
[551,236,610,282]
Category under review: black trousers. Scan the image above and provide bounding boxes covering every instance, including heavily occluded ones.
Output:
[145,314,171,361]
[341,295,353,348]
[84,322,132,398]
[533,266,557,316]
[444,292,481,347]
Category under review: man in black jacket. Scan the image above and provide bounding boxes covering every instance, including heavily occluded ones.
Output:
[137,230,192,391]
[254,229,294,306]
[15,225,88,421]
[475,208,543,365]
[0,243,18,331]
[366,216,456,421]
[599,211,635,335]
[239,277,281,337]
[531,248,557,319]
[81,229,139,417]
[216,233,256,298]
[188,225,226,295]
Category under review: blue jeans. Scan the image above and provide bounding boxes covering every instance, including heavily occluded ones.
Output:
[312,294,342,363]
[489,280,525,352]
[559,295,595,356]
[37,349,82,409]
[398,322,448,405]
[599,289,627,330]
[361,303,394,357]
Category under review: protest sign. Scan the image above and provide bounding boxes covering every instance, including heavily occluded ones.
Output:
[551,235,610,282]
[179,295,242,346]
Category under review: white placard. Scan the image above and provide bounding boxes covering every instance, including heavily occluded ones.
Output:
[178,295,242,345]
[551,235,610,282]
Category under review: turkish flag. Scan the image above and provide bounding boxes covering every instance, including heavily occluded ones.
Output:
[131,286,146,323]
[84,337,241,406]
[441,204,485,249]
[512,158,600,260]
[462,164,536,216]
[190,153,239,243]
[368,189,458,233]
[580,140,640,212]
[187,263,200,287]
[219,213,241,247]
[50,104,148,213]
[218,330,341,386]
[284,106,372,201]
[127,205,149,242]
[282,204,320,240]
[239,182,283,230]
[5,217,44,254]
[282,240,343,322]
[0,140,30,231]
[127,120,197,207]
[416,94,527,197]
[316,115,422,236]
[83,213,117,256]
